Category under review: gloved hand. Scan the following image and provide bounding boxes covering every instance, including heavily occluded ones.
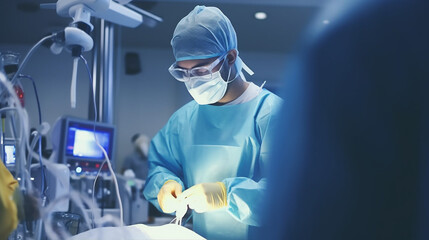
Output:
[179,182,227,213]
[157,180,182,213]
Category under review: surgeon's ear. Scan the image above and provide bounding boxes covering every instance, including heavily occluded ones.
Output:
[226,49,237,66]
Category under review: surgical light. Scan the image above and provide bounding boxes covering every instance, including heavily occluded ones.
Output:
[255,12,267,20]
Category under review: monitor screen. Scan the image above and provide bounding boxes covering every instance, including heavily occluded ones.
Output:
[4,143,16,166]
[65,121,114,160]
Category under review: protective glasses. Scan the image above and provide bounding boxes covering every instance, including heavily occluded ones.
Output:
[168,54,226,82]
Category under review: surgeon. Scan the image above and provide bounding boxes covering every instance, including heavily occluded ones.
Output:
[143,5,282,240]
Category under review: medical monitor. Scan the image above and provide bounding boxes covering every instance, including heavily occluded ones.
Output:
[55,116,116,174]
[2,138,16,169]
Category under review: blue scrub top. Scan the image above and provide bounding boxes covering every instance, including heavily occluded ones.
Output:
[143,89,282,240]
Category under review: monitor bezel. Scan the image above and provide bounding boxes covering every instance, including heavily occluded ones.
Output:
[59,116,116,172]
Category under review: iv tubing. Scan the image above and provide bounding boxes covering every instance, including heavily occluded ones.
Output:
[19,74,46,197]
[10,35,54,84]
[80,54,124,226]
[0,72,32,191]
[1,34,54,193]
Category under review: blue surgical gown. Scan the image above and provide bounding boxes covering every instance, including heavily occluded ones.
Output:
[143,89,282,240]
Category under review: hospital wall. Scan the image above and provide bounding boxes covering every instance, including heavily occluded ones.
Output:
[0,43,288,171]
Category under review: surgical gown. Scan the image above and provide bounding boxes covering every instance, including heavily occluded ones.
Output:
[143,89,282,240]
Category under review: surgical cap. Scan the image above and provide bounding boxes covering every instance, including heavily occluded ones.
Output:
[171,5,253,76]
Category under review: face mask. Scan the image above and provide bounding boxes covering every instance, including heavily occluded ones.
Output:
[185,62,233,105]
[138,142,149,157]
[135,135,150,157]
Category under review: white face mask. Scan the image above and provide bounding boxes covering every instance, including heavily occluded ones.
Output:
[138,142,149,157]
[135,135,150,157]
[185,63,233,105]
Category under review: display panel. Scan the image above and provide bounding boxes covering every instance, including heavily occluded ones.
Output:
[58,117,116,174]
[3,142,16,167]
[65,122,113,160]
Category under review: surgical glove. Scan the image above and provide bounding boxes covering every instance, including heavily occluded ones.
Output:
[179,182,227,213]
[157,180,182,213]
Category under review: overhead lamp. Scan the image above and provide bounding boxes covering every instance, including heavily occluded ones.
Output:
[255,12,267,20]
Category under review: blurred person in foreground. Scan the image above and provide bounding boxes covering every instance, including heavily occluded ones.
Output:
[254,0,429,239]
[0,161,40,240]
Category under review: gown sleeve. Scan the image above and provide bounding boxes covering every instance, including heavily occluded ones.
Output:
[223,94,283,226]
[143,114,185,211]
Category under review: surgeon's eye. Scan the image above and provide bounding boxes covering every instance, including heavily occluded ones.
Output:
[177,70,188,78]
[192,67,211,77]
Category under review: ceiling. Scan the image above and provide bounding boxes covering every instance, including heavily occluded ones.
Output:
[0,0,329,54]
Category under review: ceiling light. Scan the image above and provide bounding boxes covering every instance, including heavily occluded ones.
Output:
[255,12,267,20]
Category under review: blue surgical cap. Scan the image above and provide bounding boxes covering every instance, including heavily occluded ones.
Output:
[171,5,237,61]
[171,5,255,77]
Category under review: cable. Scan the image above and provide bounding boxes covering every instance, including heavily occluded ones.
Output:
[8,35,56,174]
[17,75,42,124]
[0,107,18,114]
[0,73,32,191]
[92,160,107,209]
[90,159,108,228]
[80,54,124,226]
[27,130,48,197]
[10,35,54,84]
[18,74,46,197]
[0,34,53,193]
